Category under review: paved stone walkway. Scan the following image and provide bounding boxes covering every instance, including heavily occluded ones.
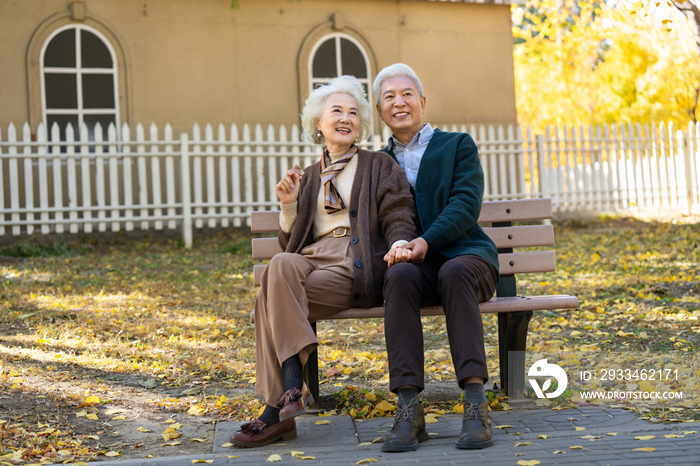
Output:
[88,407,700,465]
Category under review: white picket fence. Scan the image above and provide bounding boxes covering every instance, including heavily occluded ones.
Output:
[0,120,698,247]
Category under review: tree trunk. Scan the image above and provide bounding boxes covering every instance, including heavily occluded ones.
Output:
[676,0,700,59]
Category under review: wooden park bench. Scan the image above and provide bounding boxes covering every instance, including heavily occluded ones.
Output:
[249,198,578,400]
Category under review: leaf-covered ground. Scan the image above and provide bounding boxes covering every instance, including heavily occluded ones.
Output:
[0,214,698,463]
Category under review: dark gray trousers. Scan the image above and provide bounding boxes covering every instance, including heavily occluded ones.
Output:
[383,254,498,393]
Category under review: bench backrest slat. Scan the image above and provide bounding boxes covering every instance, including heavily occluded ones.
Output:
[250,198,557,287]
[251,224,554,260]
[250,198,553,233]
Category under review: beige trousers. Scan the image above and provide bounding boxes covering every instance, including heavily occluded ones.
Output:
[254,236,355,405]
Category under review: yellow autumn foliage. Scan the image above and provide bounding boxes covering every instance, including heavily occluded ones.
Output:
[513,0,700,132]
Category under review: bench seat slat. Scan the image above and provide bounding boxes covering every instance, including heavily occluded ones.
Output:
[252,224,554,260]
[250,199,553,234]
[250,295,578,323]
[253,250,556,286]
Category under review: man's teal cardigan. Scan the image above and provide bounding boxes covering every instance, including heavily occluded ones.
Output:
[383,128,499,274]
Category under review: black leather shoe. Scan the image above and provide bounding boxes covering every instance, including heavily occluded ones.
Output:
[381,402,429,452]
[455,400,494,449]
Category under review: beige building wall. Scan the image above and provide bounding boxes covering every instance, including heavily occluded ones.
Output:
[0,0,517,137]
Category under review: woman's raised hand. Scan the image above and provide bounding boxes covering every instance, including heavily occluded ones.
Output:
[276,165,305,205]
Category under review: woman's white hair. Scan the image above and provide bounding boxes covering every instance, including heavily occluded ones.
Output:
[301,75,372,145]
[372,63,424,104]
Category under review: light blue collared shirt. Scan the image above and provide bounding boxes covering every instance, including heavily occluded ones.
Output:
[388,123,434,189]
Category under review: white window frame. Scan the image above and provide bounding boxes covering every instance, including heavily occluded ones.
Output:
[40,24,120,140]
[308,33,372,105]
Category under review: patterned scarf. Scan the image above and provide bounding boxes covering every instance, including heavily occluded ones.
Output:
[319,145,357,214]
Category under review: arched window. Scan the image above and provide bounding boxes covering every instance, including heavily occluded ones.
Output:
[41,24,119,141]
[308,33,372,103]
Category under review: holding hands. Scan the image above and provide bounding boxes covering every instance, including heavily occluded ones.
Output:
[276,164,305,205]
[383,237,429,267]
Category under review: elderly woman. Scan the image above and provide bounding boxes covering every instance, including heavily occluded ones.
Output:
[230,75,417,447]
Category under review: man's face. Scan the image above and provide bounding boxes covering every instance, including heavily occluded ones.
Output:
[376,75,426,136]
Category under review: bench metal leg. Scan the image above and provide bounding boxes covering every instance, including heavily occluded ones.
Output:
[302,322,320,404]
[498,311,532,399]
[495,267,532,399]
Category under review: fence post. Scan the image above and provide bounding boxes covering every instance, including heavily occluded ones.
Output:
[180,133,193,248]
[536,134,546,198]
[683,130,694,215]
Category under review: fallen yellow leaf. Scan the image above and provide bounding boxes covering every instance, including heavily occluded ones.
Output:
[84,435,99,440]
[145,454,154,458]
[515,442,532,447]
[75,410,87,418]
[191,460,213,464]
[633,447,656,452]
[375,400,396,412]
[494,425,515,429]
[291,451,305,457]
[365,393,376,402]
[165,418,178,424]
[517,461,541,466]
[315,420,331,425]
[190,438,208,443]
[227,456,238,459]
[104,408,123,415]
[299,457,316,460]
[112,415,126,420]
[664,434,682,438]
[136,427,151,433]
[634,435,655,440]
[683,431,697,435]
[358,442,372,446]
[606,432,618,436]
[356,460,377,465]
[267,454,282,462]
[570,446,583,450]
[221,443,234,448]
[575,426,585,431]
[104,451,120,457]
[86,414,99,421]
[188,405,206,416]
[538,434,548,439]
[552,450,565,454]
[85,396,101,404]
[162,441,182,447]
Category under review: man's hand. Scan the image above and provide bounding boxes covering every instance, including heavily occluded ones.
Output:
[405,237,428,263]
[384,245,413,268]
[275,164,305,205]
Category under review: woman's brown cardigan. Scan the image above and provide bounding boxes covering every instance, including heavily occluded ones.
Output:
[279,148,418,308]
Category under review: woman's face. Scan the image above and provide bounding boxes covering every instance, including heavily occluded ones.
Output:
[315,93,360,153]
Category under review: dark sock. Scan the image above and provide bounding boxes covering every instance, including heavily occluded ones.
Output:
[396,387,419,408]
[282,354,303,392]
[258,404,280,426]
[463,382,487,404]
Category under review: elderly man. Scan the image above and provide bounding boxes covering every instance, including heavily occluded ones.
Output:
[374,63,499,452]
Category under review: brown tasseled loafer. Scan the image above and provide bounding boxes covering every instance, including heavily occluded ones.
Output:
[228,418,296,447]
[277,387,314,421]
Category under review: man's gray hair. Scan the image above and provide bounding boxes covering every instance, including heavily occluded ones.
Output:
[300,75,372,145]
[372,63,424,104]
